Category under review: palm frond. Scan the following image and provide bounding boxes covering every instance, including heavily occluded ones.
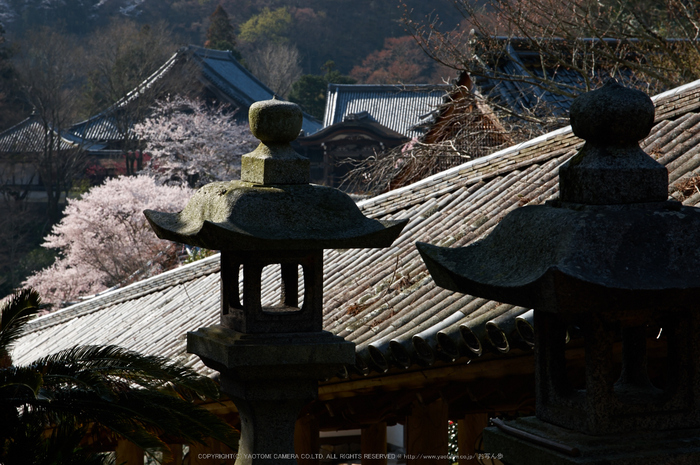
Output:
[0,289,41,359]
[2,412,108,465]
[0,365,43,401]
[27,388,238,453]
[33,345,219,400]
[1,290,238,462]
[42,421,107,465]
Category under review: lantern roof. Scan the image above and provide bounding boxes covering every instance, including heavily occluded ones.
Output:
[145,98,407,251]
[417,81,700,314]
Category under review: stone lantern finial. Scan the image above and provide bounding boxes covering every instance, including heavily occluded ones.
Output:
[559,79,666,204]
[416,82,700,463]
[144,99,406,333]
[242,98,309,185]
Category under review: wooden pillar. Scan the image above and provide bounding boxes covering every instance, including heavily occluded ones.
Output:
[295,415,320,465]
[361,422,387,465]
[458,414,489,465]
[405,398,449,465]
[164,444,183,465]
[115,440,144,465]
[189,438,236,465]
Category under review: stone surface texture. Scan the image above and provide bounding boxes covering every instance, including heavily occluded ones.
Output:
[145,98,405,464]
[244,98,310,185]
[188,326,354,465]
[219,250,324,334]
[561,81,667,204]
[484,417,700,465]
[418,201,700,314]
[418,81,700,463]
[145,181,405,251]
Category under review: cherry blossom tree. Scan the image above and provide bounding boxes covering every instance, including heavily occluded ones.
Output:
[133,96,258,187]
[24,175,192,307]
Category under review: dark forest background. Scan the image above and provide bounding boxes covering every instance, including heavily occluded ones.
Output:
[1,0,461,79]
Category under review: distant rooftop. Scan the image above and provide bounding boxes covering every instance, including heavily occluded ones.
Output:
[0,116,95,154]
[68,45,322,145]
[323,84,450,139]
[472,37,640,117]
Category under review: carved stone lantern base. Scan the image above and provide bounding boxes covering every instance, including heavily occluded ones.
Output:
[188,326,355,465]
[484,417,700,465]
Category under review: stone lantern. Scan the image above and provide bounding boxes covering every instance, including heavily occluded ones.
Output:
[145,98,406,464]
[417,81,700,464]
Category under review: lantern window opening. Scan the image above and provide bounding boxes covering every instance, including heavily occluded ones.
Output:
[260,263,306,314]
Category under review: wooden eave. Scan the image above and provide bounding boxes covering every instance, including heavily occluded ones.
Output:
[296,120,408,146]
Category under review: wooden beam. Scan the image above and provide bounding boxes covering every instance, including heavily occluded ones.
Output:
[405,397,449,465]
[318,353,541,400]
[115,440,143,465]
[361,422,387,465]
[295,415,320,465]
[458,414,489,465]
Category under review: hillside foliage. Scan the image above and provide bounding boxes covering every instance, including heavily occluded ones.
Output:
[1,0,459,77]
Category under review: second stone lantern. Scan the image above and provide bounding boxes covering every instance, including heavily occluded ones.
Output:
[418,81,700,463]
[145,99,407,464]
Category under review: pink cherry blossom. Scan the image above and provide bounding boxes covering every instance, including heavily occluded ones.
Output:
[133,96,257,187]
[24,175,192,307]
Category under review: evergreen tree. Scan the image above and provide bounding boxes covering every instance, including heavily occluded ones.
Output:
[289,61,355,120]
[205,5,241,60]
[0,25,28,131]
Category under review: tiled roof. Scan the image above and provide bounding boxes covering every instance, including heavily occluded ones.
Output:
[188,46,321,134]
[0,116,84,153]
[69,113,127,145]
[68,50,183,144]
[12,78,700,378]
[189,47,271,108]
[324,84,450,139]
[68,46,322,144]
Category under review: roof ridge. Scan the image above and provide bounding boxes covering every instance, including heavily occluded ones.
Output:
[22,254,222,333]
[358,125,575,211]
[358,79,700,212]
[0,116,84,152]
[0,115,37,136]
[650,78,700,103]
[329,84,451,89]
[190,45,277,102]
[187,45,236,59]
[651,78,700,121]
[189,46,321,130]
[67,49,183,136]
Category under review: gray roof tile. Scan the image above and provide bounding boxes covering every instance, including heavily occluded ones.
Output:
[324,84,450,138]
[0,116,84,153]
[13,78,700,378]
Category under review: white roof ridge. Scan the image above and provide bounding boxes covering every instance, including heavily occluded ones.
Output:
[23,254,222,332]
[357,124,574,210]
[358,78,700,211]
